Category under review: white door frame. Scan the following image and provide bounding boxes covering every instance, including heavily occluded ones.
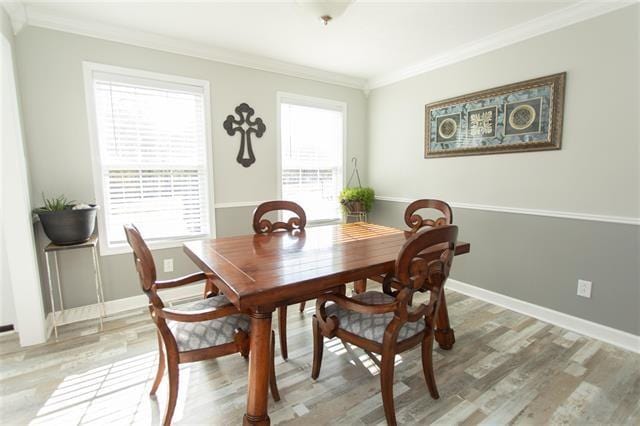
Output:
[1,34,47,346]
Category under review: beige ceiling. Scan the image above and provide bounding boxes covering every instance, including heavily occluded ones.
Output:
[17,1,607,87]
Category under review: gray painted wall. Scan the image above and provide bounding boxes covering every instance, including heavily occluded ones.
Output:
[14,26,367,311]
[367,7,639,336]
[370,201,640,335]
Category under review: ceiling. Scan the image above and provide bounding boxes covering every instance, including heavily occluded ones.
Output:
[10,1,628,89]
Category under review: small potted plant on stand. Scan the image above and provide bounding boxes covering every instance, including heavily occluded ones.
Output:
[33,194,98,245]
[339,157,375,222]
[339,186,375,222]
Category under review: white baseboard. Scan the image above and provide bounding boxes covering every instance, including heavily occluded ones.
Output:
[45,284,203,339]
[447,279,640,354]
[44,278,640,354]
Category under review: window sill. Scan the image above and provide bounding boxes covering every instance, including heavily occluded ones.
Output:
[307,218,342,227]
[99,235,212,256]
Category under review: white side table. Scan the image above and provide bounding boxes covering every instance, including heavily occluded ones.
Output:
[44,235,105,337]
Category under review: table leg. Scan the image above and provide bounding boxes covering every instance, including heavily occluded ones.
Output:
[353,279,367,294]
[434,292,455,350]
[44,252,58,338]
[244,310,273,426]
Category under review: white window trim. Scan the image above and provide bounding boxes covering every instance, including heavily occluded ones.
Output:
[82,62,216,256]
[276,91,348,225]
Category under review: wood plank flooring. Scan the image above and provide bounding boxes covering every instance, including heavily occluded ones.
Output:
[1,284,638,425]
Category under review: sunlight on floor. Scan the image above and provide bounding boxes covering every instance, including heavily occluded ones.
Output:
[29,351,191,425]
[325,337,403,376]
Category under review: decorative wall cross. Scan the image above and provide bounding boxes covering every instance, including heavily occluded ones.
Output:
[223,103,266,168]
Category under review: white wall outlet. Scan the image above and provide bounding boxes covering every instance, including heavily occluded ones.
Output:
[577,279,592,298]
[163,258,174,273]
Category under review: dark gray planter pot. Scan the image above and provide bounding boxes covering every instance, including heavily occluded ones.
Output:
[37,206,98,245]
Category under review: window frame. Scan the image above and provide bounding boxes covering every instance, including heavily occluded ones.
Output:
[83,62,216,256]
[276,92,347,225]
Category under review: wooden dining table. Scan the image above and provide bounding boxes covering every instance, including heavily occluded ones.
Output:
[183,222,470,425]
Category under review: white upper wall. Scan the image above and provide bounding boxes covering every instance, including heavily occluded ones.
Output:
[367,5,639,219]
[14,25,367,211]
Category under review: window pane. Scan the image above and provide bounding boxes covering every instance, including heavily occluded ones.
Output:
[91,70,210,247]
[280,101,343,221]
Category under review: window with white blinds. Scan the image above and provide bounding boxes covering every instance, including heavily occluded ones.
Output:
[279,95,345,222]
[85,64,213,252]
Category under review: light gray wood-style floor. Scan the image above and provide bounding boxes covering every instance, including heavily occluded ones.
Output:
[1,284,638,425]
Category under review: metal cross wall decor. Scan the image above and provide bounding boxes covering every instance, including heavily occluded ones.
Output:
[223,103,266,168]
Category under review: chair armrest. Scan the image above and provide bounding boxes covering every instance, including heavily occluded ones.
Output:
[317,293,398,316]
[155,272,207,289]
[157,303,240,322]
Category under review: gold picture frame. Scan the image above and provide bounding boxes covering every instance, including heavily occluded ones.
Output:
[424,73,566,158]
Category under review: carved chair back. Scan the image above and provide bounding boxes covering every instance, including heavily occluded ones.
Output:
[253,200,307,234]
[123,224,165,311]
[383,225,458,325]
[404,199,453,232]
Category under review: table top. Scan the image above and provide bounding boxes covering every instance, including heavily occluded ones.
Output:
[44,235,98,252]
[183,223,469,311]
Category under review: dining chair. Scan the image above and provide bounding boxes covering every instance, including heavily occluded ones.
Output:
[363,199,453,291]
[252,200,308,360]
[311,225,458,426]
[124,224,280,426]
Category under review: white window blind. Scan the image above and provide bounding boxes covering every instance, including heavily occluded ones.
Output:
[280,98,344,222]
[88,67,211,250]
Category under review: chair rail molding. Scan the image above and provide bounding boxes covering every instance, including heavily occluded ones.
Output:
[367,0,636,89]
[447,279,640,354]
[375,196,640,226]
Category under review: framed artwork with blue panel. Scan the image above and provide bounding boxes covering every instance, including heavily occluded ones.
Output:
[425,73,565,158]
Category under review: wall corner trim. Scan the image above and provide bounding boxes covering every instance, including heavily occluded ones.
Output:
[447,279,640,354]
[367,1,636,89]
[1,2,27,35]
[375,196,640,226]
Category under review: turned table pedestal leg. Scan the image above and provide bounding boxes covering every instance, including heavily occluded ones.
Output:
[243,310,273,426]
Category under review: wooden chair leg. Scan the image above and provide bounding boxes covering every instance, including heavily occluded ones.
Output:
[163,354,179,426]
[277,306,288,360]
[299,301,306,312]
[380,349,398,426]
[421,329,440,399]
[150,332,166,396]
[311,315,324,380]
[269,330,281,402]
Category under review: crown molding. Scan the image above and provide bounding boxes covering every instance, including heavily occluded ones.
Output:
[368,0,637,89]
[22,4,367,91]
[375,196,640,226]
[1,1,27,35]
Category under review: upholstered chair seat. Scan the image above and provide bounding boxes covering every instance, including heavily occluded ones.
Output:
[167,295,251,352]
[325,291,425,344]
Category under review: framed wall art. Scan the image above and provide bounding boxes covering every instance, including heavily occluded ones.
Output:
[424,72,565,158]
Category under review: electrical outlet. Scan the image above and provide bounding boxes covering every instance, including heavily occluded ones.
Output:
[163,258,174,273]
[577,279,592,298]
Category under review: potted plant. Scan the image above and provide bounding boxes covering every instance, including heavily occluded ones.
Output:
[339,187,375,215]
[33,194,98,245]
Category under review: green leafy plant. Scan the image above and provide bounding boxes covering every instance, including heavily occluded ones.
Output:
[339,187,375,213]
[33,193,75,213]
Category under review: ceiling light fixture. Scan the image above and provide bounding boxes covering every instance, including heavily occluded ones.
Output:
[296,0,354,26]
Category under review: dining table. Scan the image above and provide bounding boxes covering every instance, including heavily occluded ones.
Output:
[183,222,470,425]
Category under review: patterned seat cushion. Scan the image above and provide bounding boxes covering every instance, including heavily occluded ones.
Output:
[166,295,250,352]
[325,291,425,344]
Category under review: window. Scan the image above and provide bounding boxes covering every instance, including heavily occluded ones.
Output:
[278,93,345,222]
[84,63,214,254]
